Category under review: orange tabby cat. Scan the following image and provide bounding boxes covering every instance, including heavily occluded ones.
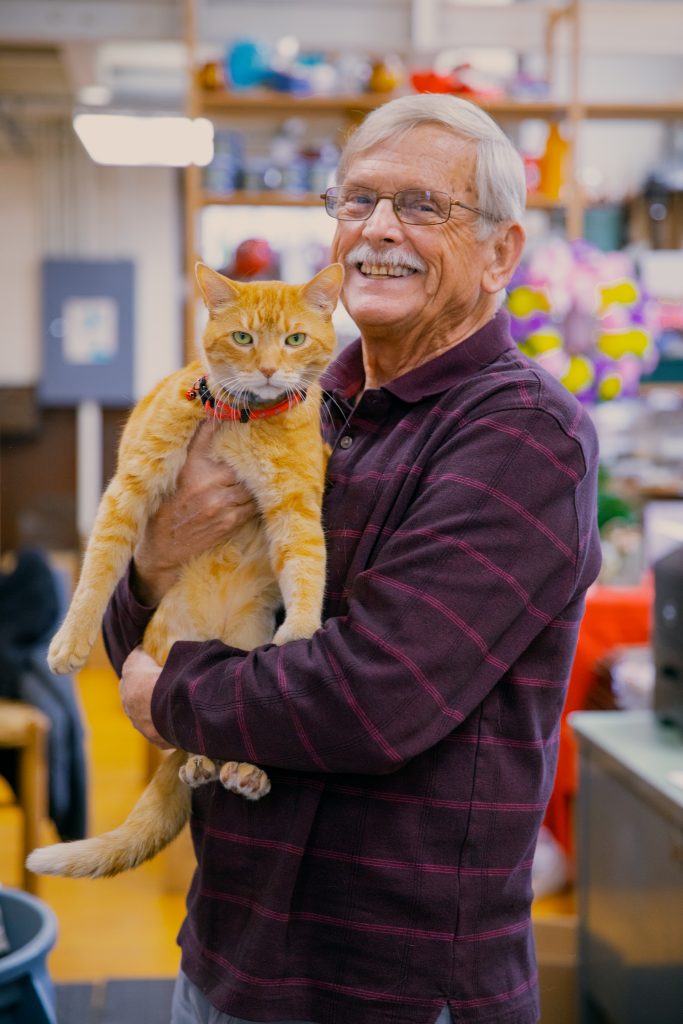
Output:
[26,261,343,879]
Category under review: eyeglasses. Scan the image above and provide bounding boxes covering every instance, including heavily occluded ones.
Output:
[320,186,499,226]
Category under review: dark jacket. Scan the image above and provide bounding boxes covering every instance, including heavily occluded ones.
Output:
[0,548,87,841]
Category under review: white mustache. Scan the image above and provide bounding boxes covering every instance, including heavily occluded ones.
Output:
[344,244,426,273]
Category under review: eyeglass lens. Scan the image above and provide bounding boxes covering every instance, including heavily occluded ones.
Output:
[324,187,451,224]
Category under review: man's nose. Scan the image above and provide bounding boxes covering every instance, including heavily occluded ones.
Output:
[361,196,403,242]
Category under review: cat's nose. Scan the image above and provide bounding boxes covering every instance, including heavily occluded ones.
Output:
[259,367,276,380]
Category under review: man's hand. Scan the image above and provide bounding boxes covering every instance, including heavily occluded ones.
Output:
[132,421,258,605]
[119,648,172,749]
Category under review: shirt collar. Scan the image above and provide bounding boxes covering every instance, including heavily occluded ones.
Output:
[322,309,516,405]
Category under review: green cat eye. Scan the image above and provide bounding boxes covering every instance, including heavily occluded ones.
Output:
[232,331,253,346]
[285,333,306,347]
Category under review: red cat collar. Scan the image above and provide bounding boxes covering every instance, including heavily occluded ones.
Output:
[186,376,307,423]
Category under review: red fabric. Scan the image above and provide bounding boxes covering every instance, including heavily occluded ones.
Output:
[544,578,653,854]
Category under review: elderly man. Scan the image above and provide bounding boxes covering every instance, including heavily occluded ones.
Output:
[108,94,601,1024]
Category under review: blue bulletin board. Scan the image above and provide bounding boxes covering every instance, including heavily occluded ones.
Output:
[40,259,134,406]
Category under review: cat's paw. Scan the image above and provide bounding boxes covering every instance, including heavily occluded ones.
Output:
[272,617,321,646]
[179,755,220,788]
[47,628,94,675]
[219,761,271,801]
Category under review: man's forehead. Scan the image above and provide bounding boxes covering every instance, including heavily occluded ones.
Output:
[344,127,477,185]
[348,130,475,174]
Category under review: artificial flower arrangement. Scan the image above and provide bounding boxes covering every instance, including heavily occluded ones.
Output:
[506,238,660,402]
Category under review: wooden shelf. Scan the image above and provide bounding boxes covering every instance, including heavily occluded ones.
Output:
[475,98,567,119]
[201,190,325,207]
[198,89,569,121]
[583,101,683,119]
[200,90,683,123]
[199,89,387,117]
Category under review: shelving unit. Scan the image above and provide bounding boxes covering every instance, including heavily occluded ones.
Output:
[181,0,587,350]
[182,0,683,352]
[191,91,574,210]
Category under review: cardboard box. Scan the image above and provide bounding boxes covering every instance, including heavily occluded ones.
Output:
[533,913,578,1024]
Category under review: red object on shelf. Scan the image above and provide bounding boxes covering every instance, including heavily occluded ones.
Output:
[410,65,504,100]
[410,70,460,94]
[218,238,276,281]
[544,578,654,856]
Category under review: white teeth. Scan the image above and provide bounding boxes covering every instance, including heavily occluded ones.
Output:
[359,262,415,278]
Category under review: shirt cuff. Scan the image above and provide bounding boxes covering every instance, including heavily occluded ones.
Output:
[101,562,157,675]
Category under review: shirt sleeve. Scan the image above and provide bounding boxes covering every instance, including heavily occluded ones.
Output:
[149,395,600,772]
[101,564,156,675]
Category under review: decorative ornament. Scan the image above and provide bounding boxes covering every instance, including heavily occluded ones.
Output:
[506,239,661,402]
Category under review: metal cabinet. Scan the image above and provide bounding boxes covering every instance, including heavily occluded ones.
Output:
[571,711,683,1024]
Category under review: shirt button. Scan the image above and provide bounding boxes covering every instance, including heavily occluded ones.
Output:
[339,435,353,449]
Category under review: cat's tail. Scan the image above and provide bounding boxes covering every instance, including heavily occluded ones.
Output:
[26,748,190,879]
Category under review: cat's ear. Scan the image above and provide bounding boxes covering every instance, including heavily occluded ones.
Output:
[195,263,241,315]
[299,263,344,317]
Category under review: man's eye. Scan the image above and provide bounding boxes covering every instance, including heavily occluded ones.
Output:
[232,331,253,346]
[346,191,374,206]
[408,195,437,213]
[285,333,306,347]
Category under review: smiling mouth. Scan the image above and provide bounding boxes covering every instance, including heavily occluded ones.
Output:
[357,262,417,278]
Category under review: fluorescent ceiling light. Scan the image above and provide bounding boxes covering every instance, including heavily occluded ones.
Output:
[73,113,213,167]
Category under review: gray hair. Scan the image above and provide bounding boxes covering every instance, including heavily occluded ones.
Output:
[337,94,526,238]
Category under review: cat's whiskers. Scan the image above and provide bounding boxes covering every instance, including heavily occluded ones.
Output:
[211,373,246,397]
[289,375,325,417]
[203,374,243,411]
[290,367,348,432]
[319,366,345,389]
[210,369,347,432]
[213,377,250,411]
[319,388,350,426]
[317,400,337,435]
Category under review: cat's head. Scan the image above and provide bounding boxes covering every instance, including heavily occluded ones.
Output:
[195,262,344,406]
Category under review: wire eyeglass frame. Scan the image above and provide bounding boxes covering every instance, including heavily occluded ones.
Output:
[320,186,500,226]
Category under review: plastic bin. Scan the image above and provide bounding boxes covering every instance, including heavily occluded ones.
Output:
[0,887,58,1024]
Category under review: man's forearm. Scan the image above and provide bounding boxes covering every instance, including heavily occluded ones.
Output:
[130,549,177,607]
[102,566,156,675]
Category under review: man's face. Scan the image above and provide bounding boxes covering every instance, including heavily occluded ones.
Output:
[330,125,499,340]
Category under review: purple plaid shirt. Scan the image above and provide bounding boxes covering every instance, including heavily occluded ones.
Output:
[104,310,601,1024]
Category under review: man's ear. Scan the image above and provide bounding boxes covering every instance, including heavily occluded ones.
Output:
[481,222,526,296]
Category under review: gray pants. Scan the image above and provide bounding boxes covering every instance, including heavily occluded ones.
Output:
[171,970,453,1024]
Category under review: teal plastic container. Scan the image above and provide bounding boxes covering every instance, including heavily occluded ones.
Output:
[0,888,58,1024]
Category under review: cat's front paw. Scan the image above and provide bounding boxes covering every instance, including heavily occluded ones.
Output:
[272,617,321,646]
[48,627,94,675]
[179,755,220,788]
[219,761,271,801]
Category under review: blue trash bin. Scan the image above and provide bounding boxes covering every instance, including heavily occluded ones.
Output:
[0,887,58,1024]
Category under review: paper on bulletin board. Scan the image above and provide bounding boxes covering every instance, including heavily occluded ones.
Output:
[62,296,119,365]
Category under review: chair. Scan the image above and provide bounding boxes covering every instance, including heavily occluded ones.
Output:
[0,699,50,894]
